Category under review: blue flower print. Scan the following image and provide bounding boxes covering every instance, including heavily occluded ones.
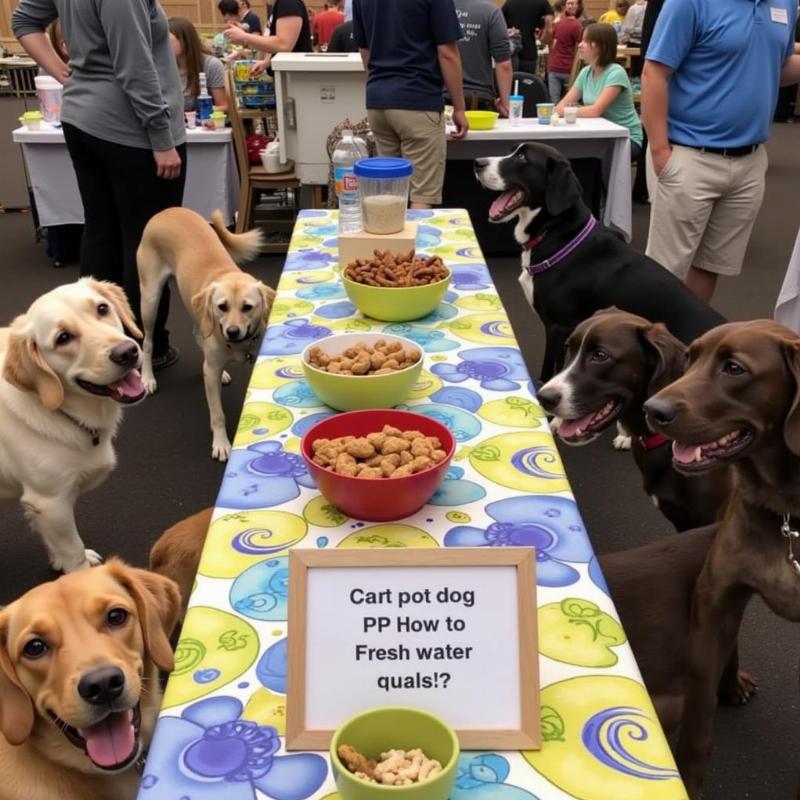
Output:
[429,387,484,412]
[140,696,326,800]
[444,496,593,587]
[429,465,486,506]
[218,441,316,509]
[273,380,321,408]
[291,412,335,437]
[431,347,529,391]
[295,283,345,301]
[399,402,482,442]
[261,319,331,356]
[407,209,435,221]
[453,753,540,800]
[230,557,289,621]
[257,637,287,693]
[381,324,460,352]
[413,303,459,324]
[416,225,443,249]
[450,263,492,291]
[314,300,358,319]
[588,555,611,596]
[283,250,338,271]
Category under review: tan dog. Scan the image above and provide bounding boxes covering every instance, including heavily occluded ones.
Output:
[137,207,276,461]
[0,561,180,800]
[0,279,145,572]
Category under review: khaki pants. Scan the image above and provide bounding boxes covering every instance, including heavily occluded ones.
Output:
[367,108,446,206]
[645,144,768,278]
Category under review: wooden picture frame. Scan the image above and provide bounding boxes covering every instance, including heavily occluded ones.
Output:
[286,547,539,751]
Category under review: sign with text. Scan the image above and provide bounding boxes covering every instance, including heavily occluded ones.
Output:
[286,548,539,750]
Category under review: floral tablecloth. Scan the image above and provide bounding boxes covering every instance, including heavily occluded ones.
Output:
[138,210,687,800]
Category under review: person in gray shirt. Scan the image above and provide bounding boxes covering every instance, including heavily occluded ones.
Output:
[13,0,186,368]
[451,0,513,116]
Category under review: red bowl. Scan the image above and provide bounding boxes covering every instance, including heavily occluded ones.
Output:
[301,409,456,522]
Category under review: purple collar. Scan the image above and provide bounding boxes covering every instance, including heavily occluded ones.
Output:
[525,216,597,276]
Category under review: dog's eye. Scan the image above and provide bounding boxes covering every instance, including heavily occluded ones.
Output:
[217,302,229,312]
[55,331,72,346]
[22,638,48,659]
[722,359,745,376]
[516,150,526,161]
[590,349,609,362]
[97,303,109,316]
[106,608,129,627]
[242,303,253,312]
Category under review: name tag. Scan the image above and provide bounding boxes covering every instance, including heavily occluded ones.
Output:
[771,6,789,23]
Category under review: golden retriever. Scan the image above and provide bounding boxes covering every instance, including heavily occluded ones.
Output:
[0,561,180,800]
[0,279,145,572]
[137,207,276,461]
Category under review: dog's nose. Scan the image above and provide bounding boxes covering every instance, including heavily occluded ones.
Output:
[78,667,126,706]
[643,397,678,427]
[474,158,489,171]
[226,325,241,340]
[537,386,561,413]
[109,342,139,367]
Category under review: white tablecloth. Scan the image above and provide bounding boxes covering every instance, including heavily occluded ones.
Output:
[11,125,240,227]
[448,117,632,241]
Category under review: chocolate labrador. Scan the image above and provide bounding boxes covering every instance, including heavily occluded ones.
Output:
[538,309,731,531]
[643,319,800,798]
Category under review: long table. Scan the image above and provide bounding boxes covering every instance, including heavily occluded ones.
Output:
[11,123,240,226]
[448,117,632,241]
[138,209,686,800]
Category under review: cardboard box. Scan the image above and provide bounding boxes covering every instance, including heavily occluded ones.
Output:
[338,221,418,266]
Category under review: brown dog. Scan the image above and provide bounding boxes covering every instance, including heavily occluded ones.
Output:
[643,319,800,798]
[538,309,732,531]
[0,561,180,800]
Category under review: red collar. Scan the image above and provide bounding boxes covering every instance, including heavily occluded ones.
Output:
[638,432,669,450]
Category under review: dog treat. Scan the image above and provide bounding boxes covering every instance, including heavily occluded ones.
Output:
[362,195,408,234]
[311,424,447,478]
[307,339,422,375]
[339,745,443,785]
[344,250,449,287]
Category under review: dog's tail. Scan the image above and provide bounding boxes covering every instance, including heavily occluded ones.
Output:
[211,210,264,263]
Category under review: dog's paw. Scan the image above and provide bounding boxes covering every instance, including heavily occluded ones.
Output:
[212,437,232,462]
[612,434,632,450]
[719,670,758,706]
[222,370,232,385]
[142,372,158,395]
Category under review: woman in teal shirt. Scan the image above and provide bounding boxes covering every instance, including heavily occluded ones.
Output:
[556,22,643,159]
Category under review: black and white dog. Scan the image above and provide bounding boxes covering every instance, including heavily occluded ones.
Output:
[474,143,725,382]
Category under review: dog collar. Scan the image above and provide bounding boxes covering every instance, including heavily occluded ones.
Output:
[780,515,800,576]
[59,410,100,446]
[638,432,669,450]
[525,216,597,276]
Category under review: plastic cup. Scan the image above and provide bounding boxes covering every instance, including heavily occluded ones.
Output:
[210,111,226,129]
[19,111,43,131]
[185,111,197,129]
[509,94,524,126]
[565,104,578,124]
[536,103,555,125]
[354,157,413,235]
[34,75,62,124]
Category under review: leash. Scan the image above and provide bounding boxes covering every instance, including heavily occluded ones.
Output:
[525,216,598,276]
[781,514,800,576]
[638,432,669,450]
[59,410,100,446]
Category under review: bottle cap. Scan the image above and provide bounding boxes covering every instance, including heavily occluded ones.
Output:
[510,95,524,102]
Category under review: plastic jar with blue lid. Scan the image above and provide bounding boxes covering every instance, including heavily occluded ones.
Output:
[354,157,413,235]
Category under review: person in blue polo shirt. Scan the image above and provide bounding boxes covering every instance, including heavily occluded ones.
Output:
[642,0,800,303]
[353,0,468,209]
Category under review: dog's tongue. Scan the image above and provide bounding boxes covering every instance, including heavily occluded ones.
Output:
[490,190,520,220]
[108,370,144,399]
[80,710,135,768]
[556,412,597,439]
[672,441,701,464]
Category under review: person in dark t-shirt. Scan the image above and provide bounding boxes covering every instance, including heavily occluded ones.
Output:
[502,0,554,74]
[218,0,263,34]
[328,19,357,52]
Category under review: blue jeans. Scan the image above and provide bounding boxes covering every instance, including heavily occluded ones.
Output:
[548,72,570,103]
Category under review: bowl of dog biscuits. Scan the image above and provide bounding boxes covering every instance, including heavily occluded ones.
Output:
[302,333,424,411]
[330,706,460,800]
[300,409,455,521]
[342,250,451,322]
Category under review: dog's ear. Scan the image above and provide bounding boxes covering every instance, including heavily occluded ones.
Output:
[106,560,181,673]
[85,279,142,339]
[545,156,583,217]
[0,614,35,746]
[191,285,217,339]
[782,340,800,456]
[259,282,276,323]
[638,323,686,396]
[3,319,64,411]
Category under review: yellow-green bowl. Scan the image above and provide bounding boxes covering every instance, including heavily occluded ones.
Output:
[342,270,451,323]
[330,706,460,800]
[465,110,499,130]
[302,333,424,411]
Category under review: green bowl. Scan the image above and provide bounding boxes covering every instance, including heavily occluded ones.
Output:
[330,706,460,800]
[342,271,451,323]
[302,333,424,411]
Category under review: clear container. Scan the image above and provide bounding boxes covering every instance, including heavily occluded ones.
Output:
[354,157,413,235]
[509,93,524,126]
[34,75,62,124]
[332,129,369,234]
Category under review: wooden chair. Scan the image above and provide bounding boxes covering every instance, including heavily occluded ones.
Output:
[225,68,300,252]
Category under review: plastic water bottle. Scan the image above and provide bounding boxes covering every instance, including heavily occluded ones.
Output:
[196,72,213,122]
[332,129,368,234]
